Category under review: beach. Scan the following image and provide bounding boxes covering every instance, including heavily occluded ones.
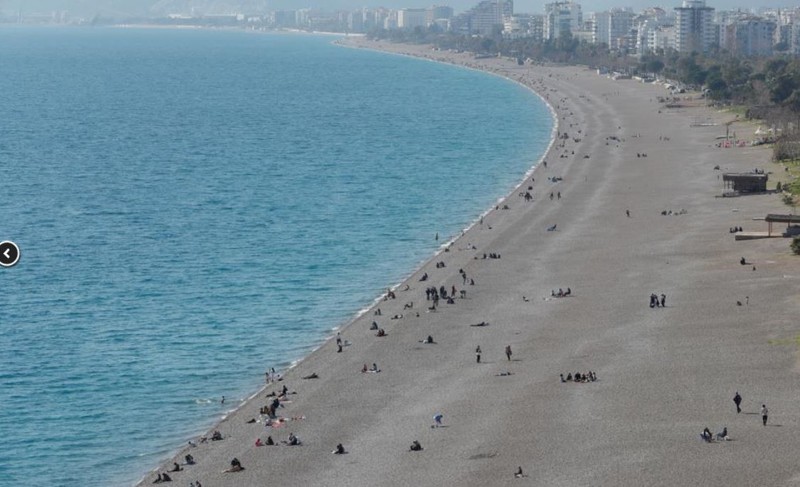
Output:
[139,38,800,486]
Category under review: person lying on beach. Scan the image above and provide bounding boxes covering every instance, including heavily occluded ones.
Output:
[404,302,413,309]
[716,427,729,441]
[470,321,489,327]
[419,273,428,281]
[224,458,244,472]
[332,443,346,454]
[302,373,319,379]
[420,335,435,344]
[547,224,557,231]
[496,371,514,376]
[370,363,381,373]
[391,314,403,320]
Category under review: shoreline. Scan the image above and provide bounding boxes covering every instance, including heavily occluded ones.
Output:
[132,37,559,486]
[137,38,800,487]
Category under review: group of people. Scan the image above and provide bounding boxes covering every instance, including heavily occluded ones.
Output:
[152,453,200,484]
[551,288,572,298]
[700,427,729,442]
[560,371,597,383]
[649,293,667,308]
[729,226,743,233]
[361,363,381,373]
[255,436,275,446]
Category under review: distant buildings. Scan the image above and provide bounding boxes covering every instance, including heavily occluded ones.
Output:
[543,2,582,40]
[674,0,716,54]
[721,17,776,56]
[592,8,634,49]
[12,0,800,59]
[452,0,514,36]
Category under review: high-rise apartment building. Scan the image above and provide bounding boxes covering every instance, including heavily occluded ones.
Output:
[592,8,634,47]
[452,0,513,36]
[397,8,428,30]
[544,1,582,40]
[674,0,716,53]
[721,17,775,56]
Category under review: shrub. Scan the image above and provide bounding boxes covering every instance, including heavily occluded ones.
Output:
[792,236,800,255]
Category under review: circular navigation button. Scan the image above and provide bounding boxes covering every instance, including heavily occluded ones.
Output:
[0,241,20,267]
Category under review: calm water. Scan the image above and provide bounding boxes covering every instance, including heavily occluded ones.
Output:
[0,27,551,486]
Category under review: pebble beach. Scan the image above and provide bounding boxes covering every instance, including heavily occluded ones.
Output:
[138,38,800,487]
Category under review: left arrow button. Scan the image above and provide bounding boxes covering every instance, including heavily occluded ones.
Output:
[0,241,20,267]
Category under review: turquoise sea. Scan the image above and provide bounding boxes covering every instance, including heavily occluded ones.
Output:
[0,27,551,486]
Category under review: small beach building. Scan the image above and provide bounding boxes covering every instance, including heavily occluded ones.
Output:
[722,173,768,194]
[765,214,800,237]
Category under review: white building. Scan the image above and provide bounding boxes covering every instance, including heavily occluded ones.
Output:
[592,8,634,47]
[721,17,775,56]
[398,8,427,30]
[544,1,582,40]
[674,0,716,54]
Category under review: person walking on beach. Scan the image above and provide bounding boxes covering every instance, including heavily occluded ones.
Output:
[476,346,482,363]
[733,392,742,414]
[761,404,769,426]
[505,345,512,361]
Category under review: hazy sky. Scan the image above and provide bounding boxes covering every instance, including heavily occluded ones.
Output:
[6,0,800,16]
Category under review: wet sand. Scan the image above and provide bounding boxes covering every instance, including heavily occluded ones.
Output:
[138,39,800,486]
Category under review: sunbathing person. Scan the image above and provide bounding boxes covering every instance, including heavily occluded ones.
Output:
[332,443,346,454]
[302,373,319,379]
[701,427,713,442]
[224,458,244,472]
[370,363,381,373]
